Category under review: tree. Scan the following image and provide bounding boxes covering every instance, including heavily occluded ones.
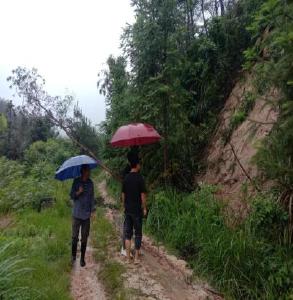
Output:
[71,105,101,157]
[99,0,264,188]
[7,67,117,178]
[0,114,7,134]
[0,98,56,159]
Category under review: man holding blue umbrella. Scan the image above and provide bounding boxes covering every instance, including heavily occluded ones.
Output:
[55,155,98,267]
[70,164,96,267]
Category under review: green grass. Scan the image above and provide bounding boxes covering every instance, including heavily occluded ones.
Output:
[146,186,293,299]
[1,182,72,300]
[91,208,129,300]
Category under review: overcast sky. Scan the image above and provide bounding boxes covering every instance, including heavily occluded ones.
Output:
[0,0,134,125]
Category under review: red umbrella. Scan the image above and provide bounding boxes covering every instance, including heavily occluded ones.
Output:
[110,123,161,147]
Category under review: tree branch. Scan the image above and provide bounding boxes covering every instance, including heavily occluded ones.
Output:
[228,142,260,191]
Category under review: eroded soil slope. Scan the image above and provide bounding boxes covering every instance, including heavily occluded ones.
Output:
[199,73,279,217]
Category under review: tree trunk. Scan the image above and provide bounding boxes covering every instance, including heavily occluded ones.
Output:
[201,0,208,34]
[219,0,225,16]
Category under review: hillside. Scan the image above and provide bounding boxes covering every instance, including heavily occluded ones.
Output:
[199,72,279,216]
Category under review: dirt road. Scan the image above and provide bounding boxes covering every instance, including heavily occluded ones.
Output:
[98,180,222,300]
[71,241,106,300]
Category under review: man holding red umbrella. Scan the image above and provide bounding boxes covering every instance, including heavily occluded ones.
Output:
[111,123,160,262]
[121,155,147,264]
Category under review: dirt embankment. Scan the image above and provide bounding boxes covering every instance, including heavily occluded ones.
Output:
[199,73,279,218]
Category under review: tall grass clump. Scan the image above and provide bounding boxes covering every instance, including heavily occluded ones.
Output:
[146,185,293,299]
[1,184,72,300]
[0,239,31,299]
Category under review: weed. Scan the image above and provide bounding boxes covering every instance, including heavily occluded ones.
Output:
[92,208,130,299]
[146,186,293,299]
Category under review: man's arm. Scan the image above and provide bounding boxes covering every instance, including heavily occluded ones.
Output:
[121,179,126,210]
[121,192,125,208]
[141,193,147,216]
[140,176,147,216]
[90,182,96,216]
[70,179,83,200]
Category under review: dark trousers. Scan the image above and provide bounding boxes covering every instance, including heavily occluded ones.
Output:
[124,213,143,250]
[72,217,90,258]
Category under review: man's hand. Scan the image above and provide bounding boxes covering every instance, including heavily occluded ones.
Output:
[76,185,84,197]
[91,212,96,220]
[143,208,147,217]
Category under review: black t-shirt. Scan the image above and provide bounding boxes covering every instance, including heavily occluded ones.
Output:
[122,172,146,215]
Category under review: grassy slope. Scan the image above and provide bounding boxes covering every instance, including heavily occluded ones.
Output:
[1,182,72,300]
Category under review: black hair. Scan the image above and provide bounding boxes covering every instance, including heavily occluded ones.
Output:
[81,164,90,174]
[127,151,139,163]
[129,156,140,168]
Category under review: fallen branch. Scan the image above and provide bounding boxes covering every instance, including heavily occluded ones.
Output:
[228,142,260,192]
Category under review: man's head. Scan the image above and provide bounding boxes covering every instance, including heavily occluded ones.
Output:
[81,164,90,179]
[129,156,140,172]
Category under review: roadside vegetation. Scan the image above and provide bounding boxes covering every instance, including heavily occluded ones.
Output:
[0,79,102,298]
[0,139,75,299]
[146,186,292,299]
[0,178,73,299]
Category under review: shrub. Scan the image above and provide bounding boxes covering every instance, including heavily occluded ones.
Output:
[0,157,55,212]
[24,138,76,167]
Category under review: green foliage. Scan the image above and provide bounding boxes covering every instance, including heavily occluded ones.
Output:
[0,113,7,134]
[0,240,31,299]
[0,157,53,212]
[223,91,256,143]
[99,0,266,188]
[248,195,289,244]
[71,105,101,157]
[0,138,76,213]
[245,0,293,221]
[99,261,126,299]
[146,187,293,299]
[0,181,72,300]
[0,99,57,160]
[24,138,76,167]
[0,135,77,298]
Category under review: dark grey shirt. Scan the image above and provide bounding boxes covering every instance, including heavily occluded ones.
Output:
[70,177,95,220]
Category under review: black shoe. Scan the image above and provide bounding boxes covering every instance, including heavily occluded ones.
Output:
[80,258,86,267]
[80,242,87,267]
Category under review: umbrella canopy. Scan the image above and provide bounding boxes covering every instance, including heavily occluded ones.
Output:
[110,123,161,147]
[55,155,98,181]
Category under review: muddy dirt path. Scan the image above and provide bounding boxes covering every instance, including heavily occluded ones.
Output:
[98,180,222,300]
[70,240,106,300]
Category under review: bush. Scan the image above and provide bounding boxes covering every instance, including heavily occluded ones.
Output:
[0,157,55,212]
[1,185,72,300]
[146,186,293,299]
[24,138,76,167]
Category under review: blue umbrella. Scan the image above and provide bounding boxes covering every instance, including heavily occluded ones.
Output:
[55,155,99,181]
